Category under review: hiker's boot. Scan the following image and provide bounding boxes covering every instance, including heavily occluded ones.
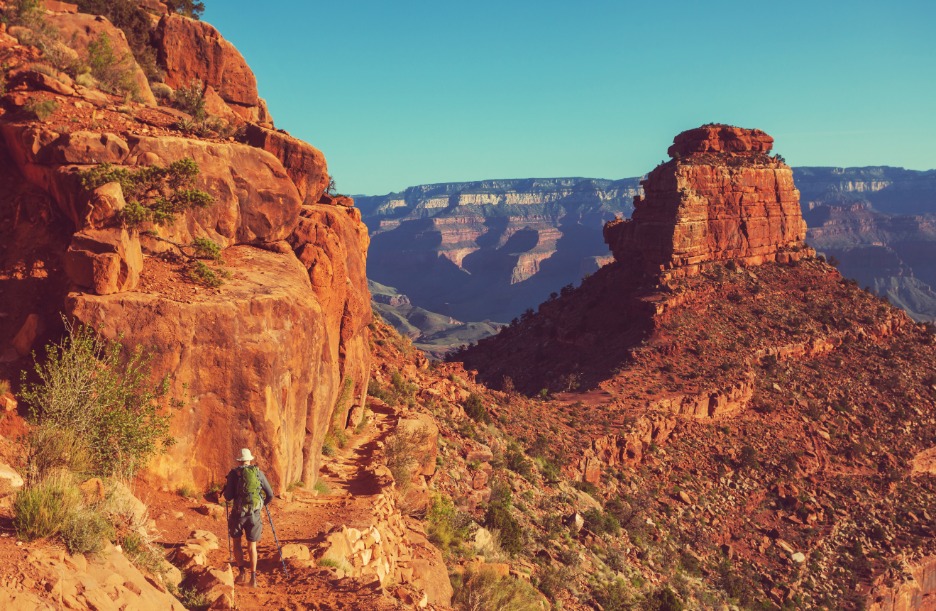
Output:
[235,568,247,585]
[249,572,257,588]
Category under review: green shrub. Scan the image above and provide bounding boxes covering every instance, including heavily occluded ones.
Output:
[583,507,621,537]
[453,566,545,610]
[79,158,213,228]
[384,424,430,491]
[23,424,92,484]
[426,493,470,555]
[484,502,523,555]
[86,32,139,99]
[187,260,225,288]
[192,237,222,261]
[74,0,163,81]
[20,320,174,479]
[313,479,330,495]
[24,99,57,120]
[173,79,206,121]
[61,505,113,554]
[150,82,173,102]
[595,578,641,610]
[165,0,205,19]
[464,393,489,423]
[13,471,80,541]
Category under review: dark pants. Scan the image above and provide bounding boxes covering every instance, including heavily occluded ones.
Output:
[229,509,263,542]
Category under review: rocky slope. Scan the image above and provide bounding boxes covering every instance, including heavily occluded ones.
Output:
[455,125,936,609]
[0,0,370,493]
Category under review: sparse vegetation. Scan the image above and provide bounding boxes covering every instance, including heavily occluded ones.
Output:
[24,98,58,120]
[79,158,213,229]
[86,32,140,99]
[383,424,431,492]
[20,320,175,480]
[452,565,545,611]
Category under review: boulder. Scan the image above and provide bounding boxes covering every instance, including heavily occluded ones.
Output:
[11,313,41,356]
[47,131,130,165]
[64,228,142,295]
[155,14,258,108]
[242,124,329,205]
[68,246,339,490]
[84,181,126,228]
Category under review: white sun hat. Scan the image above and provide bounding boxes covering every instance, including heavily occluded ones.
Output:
[236,448,255,462]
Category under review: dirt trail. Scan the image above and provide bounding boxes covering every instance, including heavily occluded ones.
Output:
[146,402,405,610]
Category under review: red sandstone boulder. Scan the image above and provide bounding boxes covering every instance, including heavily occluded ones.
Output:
[64,227,142,294]
[155,14,258,110]
[243,124,329,205]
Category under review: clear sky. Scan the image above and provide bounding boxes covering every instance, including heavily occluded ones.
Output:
[204,1,936,196]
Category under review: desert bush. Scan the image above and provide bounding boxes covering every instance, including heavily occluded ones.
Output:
[384,424,430,491]
[452,565,545,611]
[594,577,641,611]
[79,158,213,228]
[426,493,470,555]
[463,393,489,423]
[61,504,113,554]
[23,424,92,484]
[13,471,80,540]
[150,82,173,102]
[484,501,523,555]
[505,441,533,480]
[187,260,225,288]
[173,78,206,120]
[86,32,140,99]
[74,0,163,81]
[583,507,621,537]
[4,0,44,28]
[20,320,174,479]
[24,98,57,120]
[165,0,205,19]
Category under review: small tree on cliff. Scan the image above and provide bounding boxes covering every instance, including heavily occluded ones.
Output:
[165,0,205,19]
[21,320,175,480]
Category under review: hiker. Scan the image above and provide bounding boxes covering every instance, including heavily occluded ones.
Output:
[223,448,275,587]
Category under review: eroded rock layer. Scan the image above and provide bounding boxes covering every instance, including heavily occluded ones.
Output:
[604,124,810,278]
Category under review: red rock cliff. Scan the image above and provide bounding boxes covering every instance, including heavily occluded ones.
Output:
[604,124,811,278]
[0,5,370,490]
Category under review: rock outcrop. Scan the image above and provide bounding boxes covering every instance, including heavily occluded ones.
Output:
[0,7,372,491]
[155,13,269,124]
[604,124,811,279]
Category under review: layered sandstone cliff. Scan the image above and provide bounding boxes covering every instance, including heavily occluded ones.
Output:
[0,3,371,490]
[358,177,639,322]
[604,124,811,279]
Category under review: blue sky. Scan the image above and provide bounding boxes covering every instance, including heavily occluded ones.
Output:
[204,1,936,196]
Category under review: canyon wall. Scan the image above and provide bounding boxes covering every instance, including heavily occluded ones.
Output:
[0,3,371,490]
[357,177,639,322]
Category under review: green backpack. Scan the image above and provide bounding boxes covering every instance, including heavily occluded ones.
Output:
[235,465,264,515]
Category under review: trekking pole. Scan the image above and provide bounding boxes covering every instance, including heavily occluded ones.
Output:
[264,504,289,579]
[223,500,233,565]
